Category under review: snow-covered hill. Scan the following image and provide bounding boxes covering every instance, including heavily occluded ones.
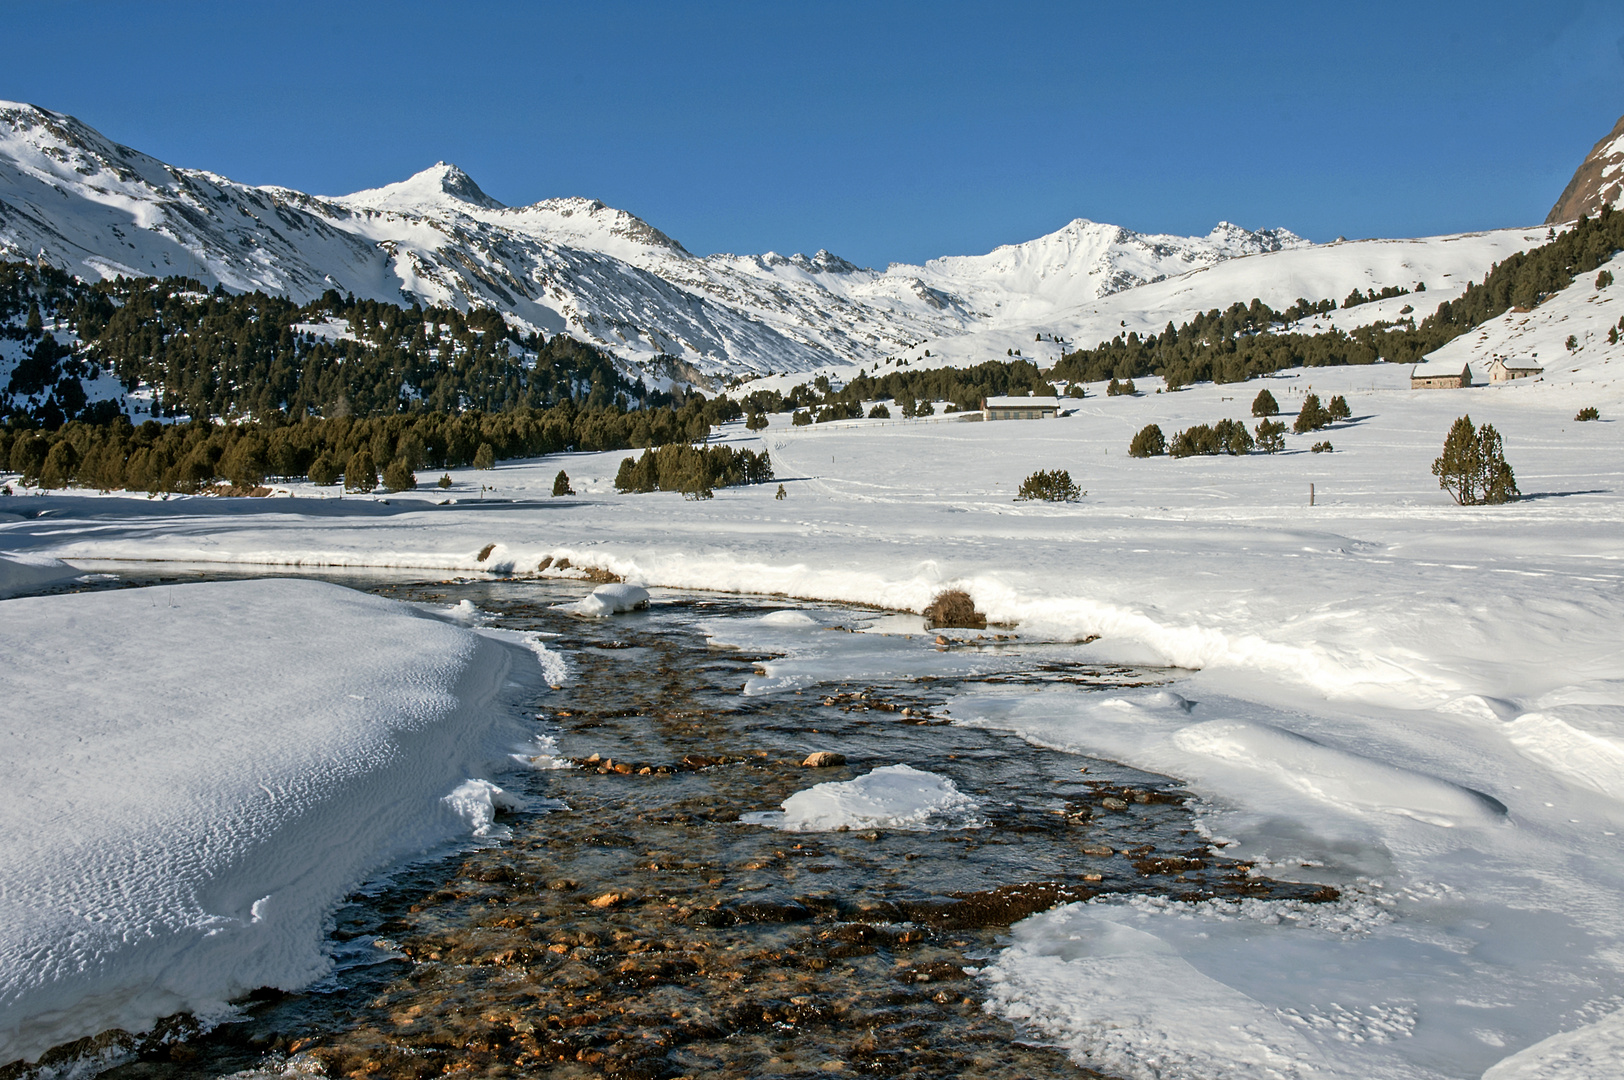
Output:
[0,101,1539,383]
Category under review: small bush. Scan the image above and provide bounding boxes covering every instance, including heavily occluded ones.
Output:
[1293,393,1332,434]
[1599,270,1614,289]
[868,403,891,419]
[1107,377,1137,397]
[437,472,453,489]
[775,484,786,500]
[924,588,986,630]
[552,470,574,496]
[916,399,935,417]
[1016,469,1083,502]
[1576,406,1600,421]
[1328,395,1351,421]
[1128,423,1166,457]
[1310,441,1333,453]
[1066,384,1085,398]
[1255,419,1287,453]
[746,411,769,431]
[1251,389,1279,417]
[1566,334,1579,352]
[1171,419,1252,457]
[791,410,812,426]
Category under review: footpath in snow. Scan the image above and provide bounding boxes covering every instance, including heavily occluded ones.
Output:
[0,578,544,1067]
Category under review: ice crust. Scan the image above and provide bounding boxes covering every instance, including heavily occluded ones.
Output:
[745,764,986,832]
[568,583,650,617]
[0,578,531,1065]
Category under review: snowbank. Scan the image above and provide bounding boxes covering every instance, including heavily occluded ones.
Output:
[0,578,533,1066]
[568,582,650,617]
[745,764,986,832]
[0,551,84,599]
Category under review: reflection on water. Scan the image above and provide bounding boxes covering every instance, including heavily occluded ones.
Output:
[26,574,1332,1080]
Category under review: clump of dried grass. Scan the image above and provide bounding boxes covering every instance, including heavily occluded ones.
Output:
[924,588,985,630]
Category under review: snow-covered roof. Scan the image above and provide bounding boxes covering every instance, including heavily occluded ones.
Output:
[983,395,1060,409]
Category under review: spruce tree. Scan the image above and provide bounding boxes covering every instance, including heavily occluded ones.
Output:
[1251,388,1279,416]
[1255,419,1287,452]
[552,469,574,496]
[1128,424,1166,457]
[25,301,42,337]
[1293,393,1331,434]
[1328,394,1351,421]
[383,458,417,492]
[473,442,496,470]
[308,454,340,486]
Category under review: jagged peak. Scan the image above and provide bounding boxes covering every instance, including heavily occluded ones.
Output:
[339,162,505,212]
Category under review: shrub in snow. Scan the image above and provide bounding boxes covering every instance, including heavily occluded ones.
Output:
[1107,377,1137,397]
[1251,388,1279,416]
[1128,424,1166,457]
[552,470,574,497]
[437,472,453,489]
[746,411,768,431]
[1066,384,1085,398]
[1576,407,1600,421]
[382,458,416,492]
[792,410,812,426]
[344,449,377,493]
[924,588,986,630]
[1255,419,1287,453]
[1293,393,1332,434]
[1432,415,1519,505]
[775,484,786,499]
[1328,394,1351,422]
[1598,270,1614,289]
[868,403,890,419]
[1311,441,1333,453]
[916,399,935,417]
[1566,334,1579,351]
[1171,420,1252,457]
[1016,469,1083,502]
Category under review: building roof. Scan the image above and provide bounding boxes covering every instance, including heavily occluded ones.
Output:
[983,395,1060,409]
[1490,358,1544,371]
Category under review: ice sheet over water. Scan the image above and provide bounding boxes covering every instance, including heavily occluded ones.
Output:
[744,763,987,832]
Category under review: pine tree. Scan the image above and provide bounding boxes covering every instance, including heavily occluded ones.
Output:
[1255,419,1286,452]
[552,469,574,496]
[1251,388,1279,416]
[1128,424,1166,457]
[1432,415,1519,505]
[383,458,417,492]
[1328,394,1351,421]
[308,453,340,486]
[344,449,377,493]
[437,472,453,489]
[1293,393,1331,434]
[746,411,769,431]
[473,442,496,470]
[25,301,42,337]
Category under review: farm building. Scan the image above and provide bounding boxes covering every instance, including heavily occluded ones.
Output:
[1488,358,1544,382]
[981,395,1060,420]
[1410,363,1473,390]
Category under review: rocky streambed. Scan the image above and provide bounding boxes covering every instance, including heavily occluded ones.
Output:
[61,575,1333,1080]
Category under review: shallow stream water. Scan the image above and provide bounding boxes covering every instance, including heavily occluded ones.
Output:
[25,573,1334,1080]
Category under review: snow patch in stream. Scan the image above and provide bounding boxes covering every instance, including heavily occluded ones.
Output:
[744,764,986,832]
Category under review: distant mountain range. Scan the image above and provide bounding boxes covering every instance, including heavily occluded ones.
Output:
[0,101,1309,380]
[2,100,1605,384]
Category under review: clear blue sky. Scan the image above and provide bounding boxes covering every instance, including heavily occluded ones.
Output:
[5,0,1622,267]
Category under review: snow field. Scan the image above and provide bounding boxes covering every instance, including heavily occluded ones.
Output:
[0,578,547,1066]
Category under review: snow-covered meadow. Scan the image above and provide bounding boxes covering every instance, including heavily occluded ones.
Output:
[3,266,1624,1075]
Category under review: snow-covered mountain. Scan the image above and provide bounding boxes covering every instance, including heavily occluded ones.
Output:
[0,100,1524,383]
[1547,112,1624,224]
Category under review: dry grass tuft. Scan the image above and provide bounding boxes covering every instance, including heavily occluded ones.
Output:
[924,588,986,630]
[579,566,624,584]
[476,543,496,562]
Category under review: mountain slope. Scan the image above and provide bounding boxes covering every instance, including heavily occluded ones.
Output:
[1547,113,1624,224]
[0,101,1534,383]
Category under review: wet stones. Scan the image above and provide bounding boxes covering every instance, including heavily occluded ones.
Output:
[802,751,846,768]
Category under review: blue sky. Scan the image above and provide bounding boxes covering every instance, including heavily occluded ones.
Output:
[5,1,1623,266]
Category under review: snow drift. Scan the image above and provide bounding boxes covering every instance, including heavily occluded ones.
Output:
[0,578,533,1066]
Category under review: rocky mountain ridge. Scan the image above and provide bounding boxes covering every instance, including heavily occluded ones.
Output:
[1547,112,1624,224]
[0,101,1308,380]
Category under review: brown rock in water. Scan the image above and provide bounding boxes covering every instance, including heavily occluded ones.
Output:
[589,892,626,909]
[803,752,847,768]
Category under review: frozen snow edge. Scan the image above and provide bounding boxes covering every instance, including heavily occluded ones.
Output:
[0,578,543,1068]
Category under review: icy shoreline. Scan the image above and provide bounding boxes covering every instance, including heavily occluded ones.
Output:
[0,578,538,1067]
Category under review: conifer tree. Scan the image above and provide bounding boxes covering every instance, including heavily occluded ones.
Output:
[1432,415,1518,505]
[383,458,417,492]
[1255,419,1287,453]
[1128,423,1166,457]
[1328,394,1351,421]
[1293,393,1331,434]
[552,469,574,496]
[308,453,340,486]
[344,448,377,492]
[473,442,496,470]
[1251,388,1279,416]
[25,301,42,337]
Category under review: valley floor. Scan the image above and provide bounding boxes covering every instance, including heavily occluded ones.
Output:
[3,357,1623,1078]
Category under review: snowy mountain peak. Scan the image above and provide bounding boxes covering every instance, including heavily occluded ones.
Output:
[340,161,505,212]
